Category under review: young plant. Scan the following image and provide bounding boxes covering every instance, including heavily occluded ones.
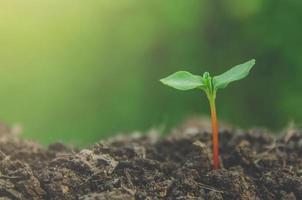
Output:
[160,59,255,169]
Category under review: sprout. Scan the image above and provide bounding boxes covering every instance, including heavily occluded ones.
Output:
[160,59,256,169]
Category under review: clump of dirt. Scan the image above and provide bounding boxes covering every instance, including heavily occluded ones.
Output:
[0,119,301,199]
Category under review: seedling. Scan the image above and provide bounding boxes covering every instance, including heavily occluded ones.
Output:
[160,59,255,169]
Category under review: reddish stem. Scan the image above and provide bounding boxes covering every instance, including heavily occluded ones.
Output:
[209,99,220,169]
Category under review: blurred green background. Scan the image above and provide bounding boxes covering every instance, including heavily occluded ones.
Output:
[0,0,301,146]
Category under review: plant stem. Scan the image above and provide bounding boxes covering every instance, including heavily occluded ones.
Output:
[209,97,220,169]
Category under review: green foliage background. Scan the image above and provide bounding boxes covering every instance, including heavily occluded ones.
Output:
[0,0,301,145]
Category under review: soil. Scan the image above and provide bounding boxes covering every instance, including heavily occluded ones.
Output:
[0,119,301,200]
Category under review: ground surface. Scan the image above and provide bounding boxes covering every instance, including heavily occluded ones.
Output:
[0,119,301,200]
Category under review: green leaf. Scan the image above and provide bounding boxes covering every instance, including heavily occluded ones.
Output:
[160,71,205,90]
[213,59,255,90]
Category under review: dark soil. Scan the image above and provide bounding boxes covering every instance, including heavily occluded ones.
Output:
[0,119,301,200]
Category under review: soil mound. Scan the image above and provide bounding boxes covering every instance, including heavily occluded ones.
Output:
[0,120,301,199]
